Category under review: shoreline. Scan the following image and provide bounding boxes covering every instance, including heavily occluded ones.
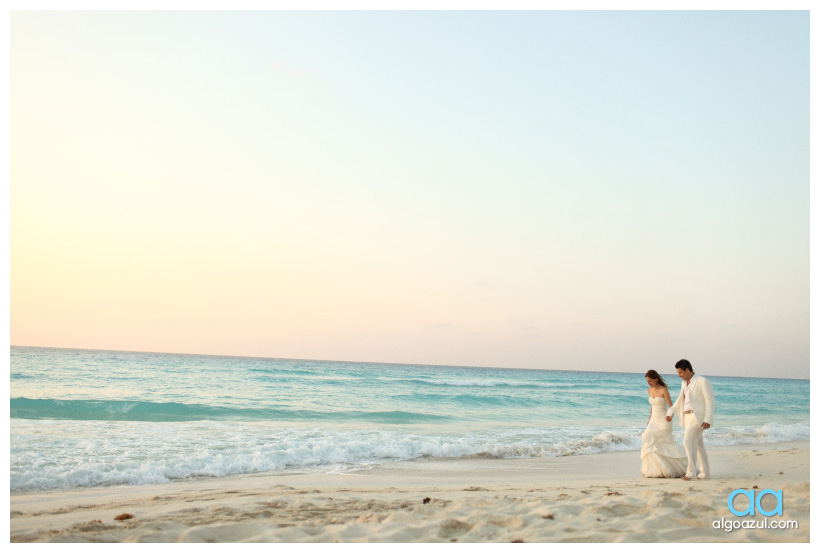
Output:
[10,440,809,542]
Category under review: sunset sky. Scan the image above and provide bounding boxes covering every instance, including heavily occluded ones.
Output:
[9,9,810,378]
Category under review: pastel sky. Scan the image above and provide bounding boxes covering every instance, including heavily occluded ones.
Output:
[10,10,809,378]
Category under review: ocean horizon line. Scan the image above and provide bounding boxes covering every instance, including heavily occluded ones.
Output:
[10,344,809,381]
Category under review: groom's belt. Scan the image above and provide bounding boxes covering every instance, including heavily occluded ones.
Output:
[684,410,694,414]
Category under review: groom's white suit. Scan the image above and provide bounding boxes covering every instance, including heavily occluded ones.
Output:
[667,375,714,428]
[666,374,714,479]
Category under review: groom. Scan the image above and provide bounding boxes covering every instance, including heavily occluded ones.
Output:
[665,359,715,480]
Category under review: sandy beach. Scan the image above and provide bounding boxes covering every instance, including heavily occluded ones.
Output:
[9,440,809,543]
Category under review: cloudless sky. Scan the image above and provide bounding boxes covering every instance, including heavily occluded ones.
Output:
[10,10,809,378]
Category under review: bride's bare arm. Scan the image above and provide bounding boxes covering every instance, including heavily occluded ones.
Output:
[663,387,673,407]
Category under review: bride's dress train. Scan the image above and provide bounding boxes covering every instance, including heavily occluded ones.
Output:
[641,396,687,478]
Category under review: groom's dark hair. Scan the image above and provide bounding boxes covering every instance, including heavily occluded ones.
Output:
[675,359,693,373]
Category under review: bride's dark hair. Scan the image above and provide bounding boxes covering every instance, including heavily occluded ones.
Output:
[644,370,667,388]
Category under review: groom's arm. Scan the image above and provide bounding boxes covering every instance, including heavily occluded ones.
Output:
[702,378,715,427]
[666,385,682,421]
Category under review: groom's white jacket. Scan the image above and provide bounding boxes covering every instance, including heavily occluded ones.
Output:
[666,375,715,427]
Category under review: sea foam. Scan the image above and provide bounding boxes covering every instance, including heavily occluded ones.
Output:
[10,419,809,492]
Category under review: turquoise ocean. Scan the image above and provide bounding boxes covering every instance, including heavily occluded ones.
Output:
[10,346,810,492]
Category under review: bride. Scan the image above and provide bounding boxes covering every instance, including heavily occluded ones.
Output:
[641,370,687,478]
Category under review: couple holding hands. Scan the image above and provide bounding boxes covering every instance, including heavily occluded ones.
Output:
[641,359,715,480]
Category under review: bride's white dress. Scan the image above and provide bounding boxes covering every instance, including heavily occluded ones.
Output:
[641,396,687,478]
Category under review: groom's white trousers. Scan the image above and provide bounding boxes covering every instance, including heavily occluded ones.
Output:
[683,412,710,479]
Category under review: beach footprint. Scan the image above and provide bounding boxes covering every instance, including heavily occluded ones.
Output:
[437,518,474,540]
